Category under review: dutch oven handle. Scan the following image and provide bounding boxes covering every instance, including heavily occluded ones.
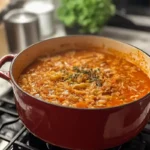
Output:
[0,54,16,81]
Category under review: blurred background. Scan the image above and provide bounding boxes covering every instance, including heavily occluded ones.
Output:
[0,0,150,57]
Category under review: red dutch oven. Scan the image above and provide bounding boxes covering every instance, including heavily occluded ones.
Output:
[0,36,150,150]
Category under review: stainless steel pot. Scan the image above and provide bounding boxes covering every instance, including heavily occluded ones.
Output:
[4,9,40,53]
[23,0,55,40]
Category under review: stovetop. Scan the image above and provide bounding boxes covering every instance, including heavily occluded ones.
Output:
[0,91,150,150]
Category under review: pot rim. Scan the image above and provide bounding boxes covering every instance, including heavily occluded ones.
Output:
[10,35,150,110]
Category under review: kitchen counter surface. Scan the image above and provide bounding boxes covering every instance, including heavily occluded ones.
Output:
[100,26,150,55]
[0,24,8,57]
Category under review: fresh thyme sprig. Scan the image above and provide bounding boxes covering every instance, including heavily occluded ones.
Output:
[64,66,102,86]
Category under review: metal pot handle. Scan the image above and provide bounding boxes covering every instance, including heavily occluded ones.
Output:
[0,54,15,81]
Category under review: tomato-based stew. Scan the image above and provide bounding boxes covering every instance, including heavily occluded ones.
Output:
[18,49,150,108]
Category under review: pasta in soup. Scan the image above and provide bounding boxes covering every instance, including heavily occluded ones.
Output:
[18,49,150,108]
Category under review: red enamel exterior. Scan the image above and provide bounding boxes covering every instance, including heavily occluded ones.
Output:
[1,36,150,150]
[13,87,150,150]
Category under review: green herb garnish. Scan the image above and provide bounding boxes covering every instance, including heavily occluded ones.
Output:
[64,66,102,86]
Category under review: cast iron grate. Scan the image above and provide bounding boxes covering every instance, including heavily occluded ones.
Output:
[0,91,150,150]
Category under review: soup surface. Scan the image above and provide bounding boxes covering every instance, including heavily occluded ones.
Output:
[18,49,150,108]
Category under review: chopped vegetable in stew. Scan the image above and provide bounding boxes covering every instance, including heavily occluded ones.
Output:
[18,50,150,108]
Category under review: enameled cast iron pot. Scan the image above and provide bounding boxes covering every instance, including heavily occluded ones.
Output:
[0,36,150,150]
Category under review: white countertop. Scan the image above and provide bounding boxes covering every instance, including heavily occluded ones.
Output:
[100,26,150,55]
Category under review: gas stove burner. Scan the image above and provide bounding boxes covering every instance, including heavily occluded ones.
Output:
[143,121,150,134]
[28,133,49,150]
[46,143,68,150]
[43,134,148,150]
[46,144,122,150]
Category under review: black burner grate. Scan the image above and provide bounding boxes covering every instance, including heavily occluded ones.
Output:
[0,91,39,150]
[0,91,150,150]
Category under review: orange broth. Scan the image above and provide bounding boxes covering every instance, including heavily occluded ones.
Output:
[18,49,150,108]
